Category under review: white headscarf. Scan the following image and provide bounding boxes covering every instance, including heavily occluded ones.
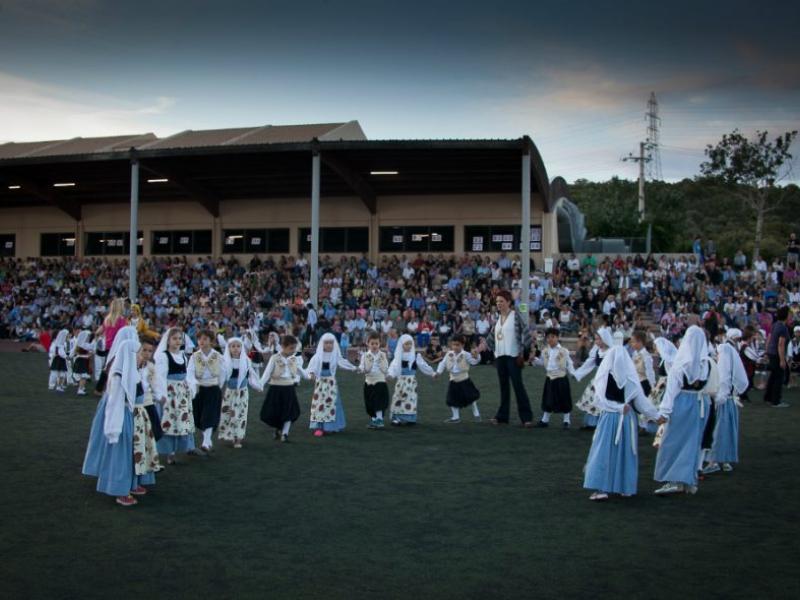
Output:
[670,325,710,384]
[717,340,748,398]
[389,334,417,374]
[592,345,642,405]
[725,328,742,342]
[156,327,183,356]
[103,338,142,444]
[223,336,251,388]
[307,333,341,378]
[653,337,678,370]
[105,325,138,370]
[50,329,69,359]
[597,326,614,349]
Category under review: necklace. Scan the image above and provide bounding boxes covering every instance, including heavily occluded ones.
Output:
[497,311,509,341]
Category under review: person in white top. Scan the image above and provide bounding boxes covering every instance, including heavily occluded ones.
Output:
[258,334,305,442]
[532,328,576,428]
[436,334,481,423]
[485,290,534,426]
[186,330,226,453]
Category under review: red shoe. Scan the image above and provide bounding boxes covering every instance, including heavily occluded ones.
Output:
[116,495,138,507]
[131,486,147,496]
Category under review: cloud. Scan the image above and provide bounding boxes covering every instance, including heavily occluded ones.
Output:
[0,71,176,142]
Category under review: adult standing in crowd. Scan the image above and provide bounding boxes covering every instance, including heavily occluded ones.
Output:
[764,305,791,408]
[485,290,534,427]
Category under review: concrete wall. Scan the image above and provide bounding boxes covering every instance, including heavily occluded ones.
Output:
[0,191,552,261]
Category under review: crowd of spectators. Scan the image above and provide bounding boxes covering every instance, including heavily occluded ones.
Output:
[1,241,798,360]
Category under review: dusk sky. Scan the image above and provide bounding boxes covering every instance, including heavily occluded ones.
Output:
[1,0,798,183]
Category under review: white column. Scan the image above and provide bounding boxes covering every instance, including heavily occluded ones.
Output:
[310,151,321,309]
[520,150,531,323]
[129,159,139,302]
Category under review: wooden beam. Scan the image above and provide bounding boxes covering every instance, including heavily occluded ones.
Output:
[138,162,220,217]
[320,153,377,214]
[0,173,81,220]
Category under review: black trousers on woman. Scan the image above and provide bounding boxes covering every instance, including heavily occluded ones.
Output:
[763,354,785,406]
[494,355,533,423]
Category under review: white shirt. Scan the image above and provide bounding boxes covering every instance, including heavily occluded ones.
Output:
[494,312,519,357]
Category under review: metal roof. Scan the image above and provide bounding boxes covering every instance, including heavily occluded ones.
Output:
[0,122,552,220]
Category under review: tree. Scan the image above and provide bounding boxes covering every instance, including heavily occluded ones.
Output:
[700,129,798,262]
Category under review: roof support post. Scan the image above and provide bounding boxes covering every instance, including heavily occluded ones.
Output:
[129,157,139,303]
[310,149,321,311]
[520,149,531,324]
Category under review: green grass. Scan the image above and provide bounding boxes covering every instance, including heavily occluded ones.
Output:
[2,353,799,600]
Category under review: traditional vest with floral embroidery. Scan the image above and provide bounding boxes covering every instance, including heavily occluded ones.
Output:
[270,354,299,386]
[364,351,388,384]
[542,346,568,379]
[194,350,221,385]
[633,352,647,381]
[142,363,158,406]
[445,351,470,382]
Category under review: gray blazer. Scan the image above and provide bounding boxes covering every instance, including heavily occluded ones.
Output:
[486,309,532,358]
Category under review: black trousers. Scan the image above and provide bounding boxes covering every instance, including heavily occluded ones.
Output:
[494,355,533,423]
[763,354,784,406]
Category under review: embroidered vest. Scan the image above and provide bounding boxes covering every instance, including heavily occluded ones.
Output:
[270,355,298,386]
[633,352,647,381]
[364,351,388,384]
[194,351,221,384]
[542,347,567,379]
[446,351,470,382]
[142,363,157,406]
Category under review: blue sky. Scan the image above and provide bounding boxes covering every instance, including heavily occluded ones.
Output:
[1,0,798,183]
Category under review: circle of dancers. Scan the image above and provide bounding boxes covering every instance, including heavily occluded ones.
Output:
[59,297,762,507]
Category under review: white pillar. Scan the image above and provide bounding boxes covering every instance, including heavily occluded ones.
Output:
[520,150,531,323]
[310,151,321,309]
[129,159,139,302]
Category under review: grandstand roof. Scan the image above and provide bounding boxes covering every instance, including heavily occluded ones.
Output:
[0,120,552,219]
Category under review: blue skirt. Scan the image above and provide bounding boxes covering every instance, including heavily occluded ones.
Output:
[709,399,739,464]
[82,395,108,477]
[394,413,418,423]
[654,391,710,486]
[86,406,140,497]
[584,410,640,495]
[154,402,195,454]
[310,391,347,432]
[583,413,599,427]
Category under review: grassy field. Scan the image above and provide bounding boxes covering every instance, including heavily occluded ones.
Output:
[2,352,799,600]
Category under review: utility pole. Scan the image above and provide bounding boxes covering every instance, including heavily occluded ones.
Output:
[622,141,650,223]
[645,92,663,181]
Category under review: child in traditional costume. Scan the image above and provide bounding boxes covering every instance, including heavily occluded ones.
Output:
[654,326,719,496]
[534,328,576,429]
[306,333,357,436]
[187,329,225,453]
[630,330,656,397]
[702,329,748,474]
[82,331,156,507]
[387,334,435,426]
[437,334,481,423]
[71,329,94,395]
[259,335,305,442]
[154,327,196,464]
[243,328,267,377]
[48,329,69,392]
[573,327,615,430]
[93,334,107,383]
[358,331,390,429]
[583,345,663,501]
[218,337,262,448]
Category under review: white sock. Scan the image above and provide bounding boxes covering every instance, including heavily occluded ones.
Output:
[541,411,551,423]
[563,413,571,424]
[282,421,292,435]
[48,372,57,388]
[471,402,480,417]
[376,410,383,420]
[451,407,461,419]
[202,428,213,447]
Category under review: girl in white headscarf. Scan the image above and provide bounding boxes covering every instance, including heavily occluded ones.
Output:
[82,336,153,507]
[702,328,749,474]
[583,345,663,501]
[387,334,435,426]
[654,325,719,495]
[154,327,197,464]
[48,329,70,392]
[218,337,262,448]
[305,333,357,437]
[573,326,615,429]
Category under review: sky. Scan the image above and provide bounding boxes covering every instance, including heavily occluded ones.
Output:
[1,0,798,183]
